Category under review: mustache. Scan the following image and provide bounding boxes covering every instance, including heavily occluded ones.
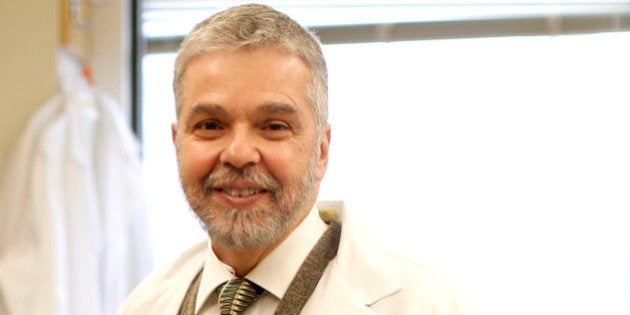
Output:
[202,166,282,195]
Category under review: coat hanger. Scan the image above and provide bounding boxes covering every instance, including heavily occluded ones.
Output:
[60,0,113,85]
[60,0,116,40]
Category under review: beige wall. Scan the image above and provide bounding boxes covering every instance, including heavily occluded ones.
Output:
[90,0,131,122]
[0,0,59,177]
[0,0,129,178]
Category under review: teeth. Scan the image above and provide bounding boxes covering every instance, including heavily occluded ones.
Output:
[224,188,261,197]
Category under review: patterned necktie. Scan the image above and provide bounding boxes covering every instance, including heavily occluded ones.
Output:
[178,222,342,315]
[218,278,262,315]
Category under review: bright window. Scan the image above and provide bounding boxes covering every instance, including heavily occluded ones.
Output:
[140,4,630,315]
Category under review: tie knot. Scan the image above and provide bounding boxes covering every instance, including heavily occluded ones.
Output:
[218,278,262,315]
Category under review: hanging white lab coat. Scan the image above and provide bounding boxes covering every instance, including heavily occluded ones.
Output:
[0,52,152,315]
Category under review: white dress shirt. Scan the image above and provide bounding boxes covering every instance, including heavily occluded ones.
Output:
[195,206,327,314]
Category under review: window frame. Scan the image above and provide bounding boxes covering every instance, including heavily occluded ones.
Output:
[133,2,630,136]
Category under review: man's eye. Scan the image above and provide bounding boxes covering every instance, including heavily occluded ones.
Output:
[266,123,288,131]
[261,121,292,139]
[198,120,222,130]
[192,120,225,139]
[264,121,289,131]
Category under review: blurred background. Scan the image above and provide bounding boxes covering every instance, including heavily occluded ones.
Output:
[2,1,629,314]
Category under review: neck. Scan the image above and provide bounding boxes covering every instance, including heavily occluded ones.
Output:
[212,245,270,277]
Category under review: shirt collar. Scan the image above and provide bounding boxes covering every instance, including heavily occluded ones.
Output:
[194,205,327,311]
[194,238,234,314]
[247,205,327,299]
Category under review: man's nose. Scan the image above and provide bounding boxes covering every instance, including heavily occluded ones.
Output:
[219,126,261,169]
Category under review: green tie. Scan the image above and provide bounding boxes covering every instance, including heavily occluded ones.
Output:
[218,278,262,315]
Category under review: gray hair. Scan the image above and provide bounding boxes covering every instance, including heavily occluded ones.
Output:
[173,4,328,134]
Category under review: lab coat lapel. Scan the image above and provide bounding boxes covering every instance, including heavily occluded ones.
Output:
[302,270,376,314]
[336,205,402,304]
[301,203,403,314]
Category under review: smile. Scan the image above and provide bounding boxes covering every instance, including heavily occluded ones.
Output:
[220,188,265,197]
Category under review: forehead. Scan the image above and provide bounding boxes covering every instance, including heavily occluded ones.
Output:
[178,46,315,125]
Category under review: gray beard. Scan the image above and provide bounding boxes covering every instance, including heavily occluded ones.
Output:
[186,156,317,250]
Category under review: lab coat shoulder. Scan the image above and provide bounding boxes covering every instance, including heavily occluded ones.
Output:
[0,95,63,249]
[0,95,68,315]
[117,241,206,315]
[303,209,475,315]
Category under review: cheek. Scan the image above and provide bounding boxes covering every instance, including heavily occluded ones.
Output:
[177,141,220,181]
[261,145,312,181]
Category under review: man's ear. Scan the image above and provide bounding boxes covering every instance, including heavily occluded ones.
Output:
[171,123,178,146]
[315,124,332,181]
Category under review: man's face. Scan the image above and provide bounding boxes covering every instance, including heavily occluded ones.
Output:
[172,46,330,250]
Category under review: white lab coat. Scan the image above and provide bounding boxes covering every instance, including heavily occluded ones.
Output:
[117,203,476,314]
[0,51,152,315]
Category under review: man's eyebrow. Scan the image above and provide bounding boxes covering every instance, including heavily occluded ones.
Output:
[188,102,228,117]
[184,102,299,119]
[256,102,299,116]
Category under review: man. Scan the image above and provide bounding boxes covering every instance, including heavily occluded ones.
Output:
[119,4,472,314]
